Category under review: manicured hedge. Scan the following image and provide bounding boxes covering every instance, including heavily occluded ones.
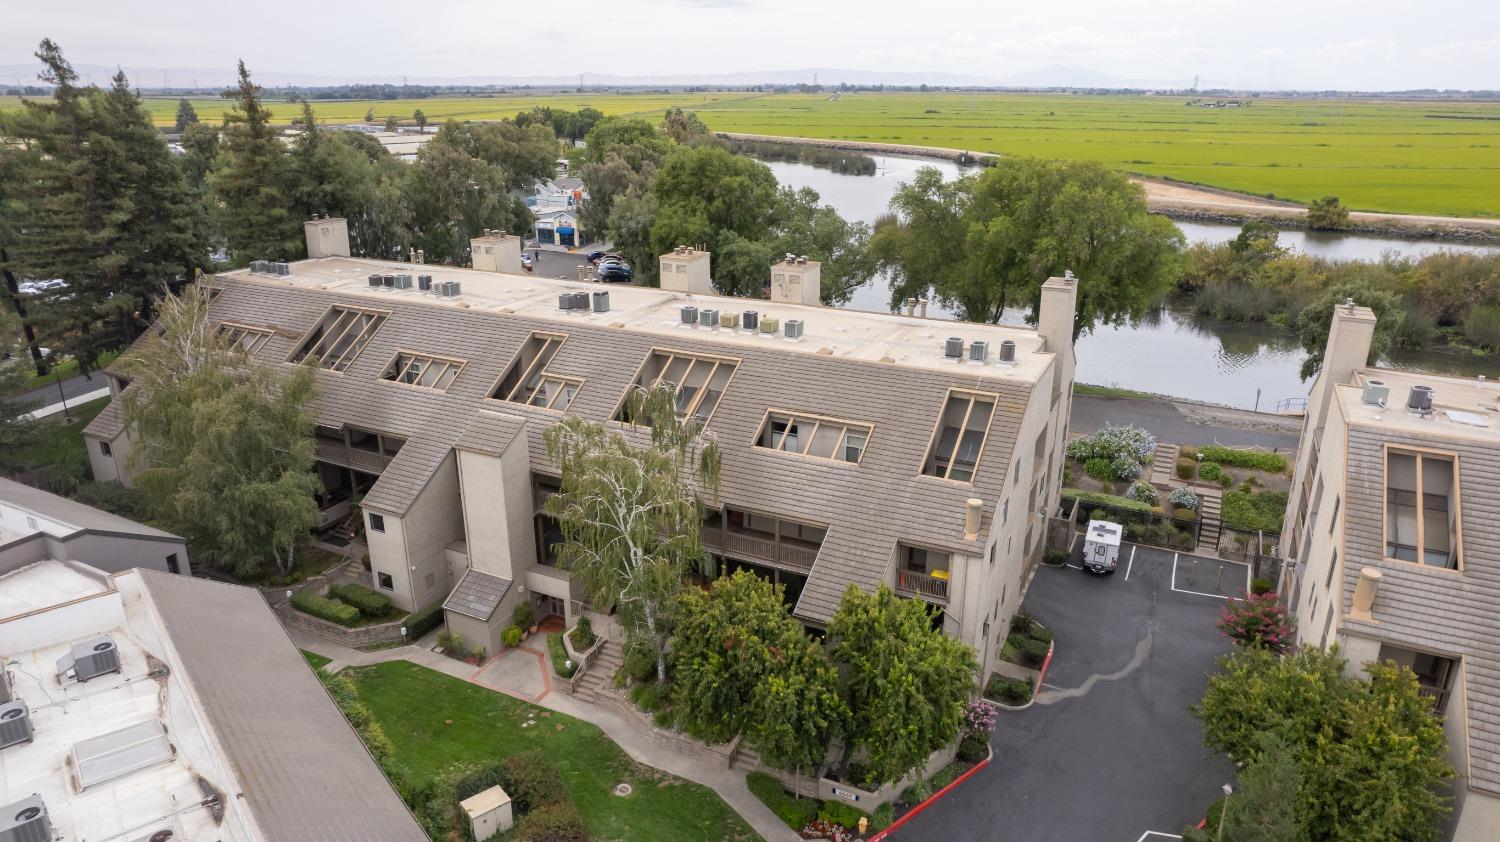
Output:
[1200,445,1288,473]
[819,800,872,830]
[748,772,819,830]
[331,582,392,617]
[1062,488,1156,515]
[547,632,577,678]
[405,604,444,639]
[292,589,360,626]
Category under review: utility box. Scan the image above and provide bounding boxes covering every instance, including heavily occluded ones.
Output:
[659,247,714,295]
[770,256,822,307]
[471,232,524,274]
[1083,520,1123,574]
[304,216,351,258]
[460,785,513,840]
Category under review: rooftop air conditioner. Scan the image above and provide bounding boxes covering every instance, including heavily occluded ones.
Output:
[558,293,576,311]
[998,340,1017,364]
[760,316,779,335]
[570,291,590,310]
[393,274,412,290]
[417,274,433,291]
[592,291,610,313]
[274,262,290,276]
[381,274,395,287]
[0,701,32,750]
[741,311,759,331]
[1407,385,1434,414]
[249,260,265,273]
[0,794,49,842]
[57,637,120,684]
[1362,379,1388,407]
[680,306,698,325]
[944,337,964,359]
[367,274,383,287]
[969,340,988,362]
[784,319,804,339]
[719,312,740,329]
[699,308,718,328]
[440,281,462,298]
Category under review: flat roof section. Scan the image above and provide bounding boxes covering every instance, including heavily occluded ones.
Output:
[1342,370,1499,443]
[223,257,1054,381]
[73,719,174,791]
[0,560,108,619]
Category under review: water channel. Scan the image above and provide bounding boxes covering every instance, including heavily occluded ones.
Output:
[756,154,1500,409]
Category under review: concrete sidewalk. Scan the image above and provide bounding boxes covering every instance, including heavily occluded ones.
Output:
[290,628,798,842]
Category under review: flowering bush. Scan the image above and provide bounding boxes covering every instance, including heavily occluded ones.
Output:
[1126,481,1158,505]
[1112,455,1143,482]
[800,818,855,841]
[962,698,998,738]
[1068,425,1155,481]
[1217,592,1296,654]
[1169,486,1199,511]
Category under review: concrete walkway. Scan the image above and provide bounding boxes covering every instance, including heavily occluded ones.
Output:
[291,628,797,842]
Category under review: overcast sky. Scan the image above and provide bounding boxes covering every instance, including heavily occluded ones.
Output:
[5,0,1498,91]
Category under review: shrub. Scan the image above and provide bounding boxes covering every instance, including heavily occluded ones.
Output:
[1126,480,1158,505]
[1173,507,1198,521]
[1090,507,1108,522]
[1169,486,1200,512]
[1178,445,1198,460]
[622,639,658,683]
[513,601,537,629]
[1070,424,1156,465]
[747,772,818,830]
[1029,626,1053,645]
[1464,305,1500,350]
[547,633,576,677]
[70,481,149,520]
[819,800,870,830]
[1020,637,1050,665]
[871,803,895,832]
[652,706,676,729]
[1200,445,1288,474]
[437,630,466,658]
[502,749,569,813]
[1222,489,1288,534]
[569,616,596,651]
[291,589,360,626]
[963,698,998,738]
[330,582,392,617]
[958,733,988,763]
[1199,461,1227,484]
[986,674,1033,705]
[629,681,666,713]
[405,604,444,639]
[1175,458,1196,480]
[1251,577,1273,595]
[1112,455,1143,481]
[1084,457,1115,482]
[1061,488,1156,517]
[514,802,587,842]
[502,626,523,648]
[1009,612,1034,635]
[1043,548,1069,566]
[1217,592,1296,653]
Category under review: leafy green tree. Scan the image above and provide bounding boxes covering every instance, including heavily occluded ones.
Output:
[1306,196,1350,231]
[0,121,45,374]
[470,121,558,189]
[174,97,199,133]
[750,636,847,795]
[364,107,375,123]
[1229,220,1284,262]
[604,184,660,286]
[543,384,721,684]
[413,108,427,129]
[1295,282,1403,379]
[873,158,1183,335]
[650,145,779,260]
[211,61,302,263]
[580,152,655,251]
[290,101,411,259]
[579,118,674,168]
[713,232,777,298]
[827,584,977,786]
[0,332,42,474]
[660,107,713,146]
[768,186,876,305]
[119,284,320,577]
[1195,646,1452,842]
[404,123,523,263]
[1217,731,1304,842]
[383,114,398,132]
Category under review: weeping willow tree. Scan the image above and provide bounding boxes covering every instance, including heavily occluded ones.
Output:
[543,384,721,684]
[120,282,320,577]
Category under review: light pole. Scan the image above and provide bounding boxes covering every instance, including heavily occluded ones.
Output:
[1217,783,1234,841]
[53,361,70,421]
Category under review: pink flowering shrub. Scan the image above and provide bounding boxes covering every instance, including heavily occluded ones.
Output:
[962,698,998,738]
[1216,592,1296,654]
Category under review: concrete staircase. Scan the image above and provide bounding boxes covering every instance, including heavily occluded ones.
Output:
[574,639,623,704]
[1149,442,1180,487]
[730,742,763,772]
[1196,487,1223,555]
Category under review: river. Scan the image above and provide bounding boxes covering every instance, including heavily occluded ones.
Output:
[757,154,1500,409]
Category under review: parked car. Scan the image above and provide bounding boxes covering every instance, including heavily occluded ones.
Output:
[586,250,607,264]
[597,262,634,282]
[521,254,534,271]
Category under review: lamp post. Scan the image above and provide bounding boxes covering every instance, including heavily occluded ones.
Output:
[53,361,71,421]
[1217,783,1234,841]
[1196,451,1204,483]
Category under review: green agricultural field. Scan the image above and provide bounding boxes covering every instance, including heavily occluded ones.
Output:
[4,90,1497,216]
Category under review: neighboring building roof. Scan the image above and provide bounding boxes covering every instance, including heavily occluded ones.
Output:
[444,568,512,620]
[0,558,109,618]
[0,476,178,541]
[456,411,526,456]
[81,396,124,439]
[136,569,427,840]
[554,176,584,191]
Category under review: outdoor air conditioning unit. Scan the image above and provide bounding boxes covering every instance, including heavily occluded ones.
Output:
[0,701,33,750]
[998,340,1017,365]
[592,291,610,313]
[1407,385,1434,414]
[741,311,759,331]
[393,274,413,290]
[0,795,49,842]
[558,293,576,310]
[719,312,739,329]
[274,262,290,276]
[1362,379,1388,407]
[418,274,433,291]
[784,319,804,339]
[699,308,718,328]
[440,281,462,297]
[944,337,964,359]
[570,291,590,310]
[680,306,698,325]
[381,274,395,287]
[759,316,779,335]
[367,274,383,287]
[249,260,265,273]
[57,637,120,684]
[969,340,988,362]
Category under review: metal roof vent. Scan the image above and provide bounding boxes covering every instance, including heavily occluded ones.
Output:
[699,308,718,328]
[0,794,49,842]
[742,310,759,331]
[1361,379,1388,408]
[680,305,698,325]
[969,340,988,362]
[0,701,33,750]
[1406,385,1434,415]
[592,290,610,313]
[784,319,804,339]
[944,337,964,359]
[57,637,120,684]
[998,340,1017,365]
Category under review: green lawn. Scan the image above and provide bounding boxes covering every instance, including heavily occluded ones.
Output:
[302,650,332,670]
[15,396,109,471]
[13,351,119,393]
[349,661,759,842]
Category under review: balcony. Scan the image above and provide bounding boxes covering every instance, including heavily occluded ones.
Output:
[700,510,822,573]
[315,438,394,473]
[896,569,950,603]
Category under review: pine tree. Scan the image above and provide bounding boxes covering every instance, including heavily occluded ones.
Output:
[174,97,199,133]
[211,61,301,263]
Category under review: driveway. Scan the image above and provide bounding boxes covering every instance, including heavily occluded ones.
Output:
[898,544,1240,841]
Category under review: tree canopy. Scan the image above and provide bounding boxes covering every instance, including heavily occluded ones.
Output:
[211,60,302,263]
[1296,282,1404,380]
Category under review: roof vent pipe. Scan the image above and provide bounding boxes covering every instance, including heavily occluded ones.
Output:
[1361,379,1388,408]
[918,299,928,318]
[964,498,983,541]
[1351,567,1381,619]
[1407,385,1434,414]
[904,298,917,317]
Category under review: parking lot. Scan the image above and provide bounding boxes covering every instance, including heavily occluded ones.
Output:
[897,542,1240,841]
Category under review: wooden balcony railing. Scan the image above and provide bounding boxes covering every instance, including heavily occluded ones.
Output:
[315,438,393,473]
[700,526,818,572]
[896,569,950,603]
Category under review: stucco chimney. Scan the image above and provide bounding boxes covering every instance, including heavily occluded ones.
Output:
[963,498,983,541]
[471,232,523,273]
[659,247,714,295]
[769,256,822,307]
[1350,567,1381,620]
[1306,301,1377,431]
[304,216,350,258]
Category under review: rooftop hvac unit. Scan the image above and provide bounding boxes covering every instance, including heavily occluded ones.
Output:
[381,274,395,287]
[969,340,988,361]
[393,274,413,290]
[699,308,718,328]
[760,316,779,335]
[680,306,698,324]
[998,340,1017,364]
[367,274,383,287]
[592,291,610,313]
[0,669,10,704]
[1406,384,1434,414]
[57,637,120,684]
[558,293,576,311]
[719,312,739,329]
[418,274,433,291]
[570,291,590,310]
[1362,379,1388,407]
[944,337,964,359]
[440,281,462,298]
[131,830,175,842]
[0,794,49,842]
[742,311,759,331]
[0,701,32,750]
[784,319,804,339]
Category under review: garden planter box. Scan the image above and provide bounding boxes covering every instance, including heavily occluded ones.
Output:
[563,625,603,674]
[817,742,960,812]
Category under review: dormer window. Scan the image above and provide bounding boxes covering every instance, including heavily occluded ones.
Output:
[288,306,389,371]
[617,349,738,427]
[217,322,274,355]
[756,410,871,464]
[921,389,997,482]
[380,351,465,392]
[1385,448,1460,569]
[491,332,581,412]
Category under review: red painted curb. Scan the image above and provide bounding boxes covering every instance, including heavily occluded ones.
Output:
[1034,641,1056,696]
[866,753,991,842]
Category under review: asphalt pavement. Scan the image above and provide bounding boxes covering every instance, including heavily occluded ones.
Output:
[1071,393,1301,451]
[14,368,107,409]
[897,544,1238,842]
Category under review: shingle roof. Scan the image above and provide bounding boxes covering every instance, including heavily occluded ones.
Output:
[0,476,179,540]
[444,568,513,620]
[455,411,526,456]
[136,570,426,840]
[101,264,1041,624]
[81,397,124,439]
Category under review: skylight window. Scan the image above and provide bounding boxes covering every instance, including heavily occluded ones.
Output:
[491,332,581,412]
[756,410,872,464]
[288,306,389,371]
[216,322,273,355]
[380,351,465,392]
[921,390,997,482]
[618,349,738,426]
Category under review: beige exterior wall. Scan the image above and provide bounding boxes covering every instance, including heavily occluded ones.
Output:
[1289,396,1351,649]
[366,507,415,611]
[367,453,465,612]
[1453,789,1500,842]
[444,609,502,658]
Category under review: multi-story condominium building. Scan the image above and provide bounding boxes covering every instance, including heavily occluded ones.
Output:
[85,218,1080,681]
[1281,302,1500,841]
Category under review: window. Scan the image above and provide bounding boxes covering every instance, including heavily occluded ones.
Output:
[1384,449,1459,569]
[618,349,738,427]
[368,513,385,533]
[921,390,997,482]
[98,440,112,457]
[755,410,872,464]
[377,572,394,591]
[381,350,465,392]
[217,322,274,354]
[289,306,389,371]
[491,332,582,411]
[1325,548,1338,590]
[1328,496,1341,534]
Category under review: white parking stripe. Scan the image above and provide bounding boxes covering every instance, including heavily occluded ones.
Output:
[1124,545,1137,580]
[1136,833,1184,841]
